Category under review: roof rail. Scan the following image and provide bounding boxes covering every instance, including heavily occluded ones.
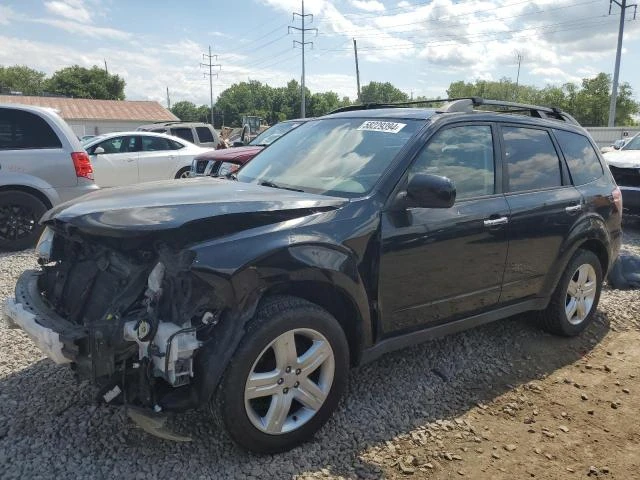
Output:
[328,97,579,125]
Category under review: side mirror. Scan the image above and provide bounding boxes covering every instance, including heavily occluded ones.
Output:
[93,146,105,155]
[405,173,456,209]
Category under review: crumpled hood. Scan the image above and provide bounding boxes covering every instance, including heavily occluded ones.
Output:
[42,177,347,237]
[194,146,264,163]
[604,150,640,169]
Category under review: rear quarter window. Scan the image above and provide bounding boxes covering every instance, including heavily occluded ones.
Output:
[554,130,604,185]
[0,108,62,150]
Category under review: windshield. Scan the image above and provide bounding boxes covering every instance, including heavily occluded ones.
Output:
[622,134,640,150]
[249,121,303,146]
[237,118,424,197]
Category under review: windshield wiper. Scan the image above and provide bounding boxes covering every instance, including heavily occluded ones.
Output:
[259,180,304,192]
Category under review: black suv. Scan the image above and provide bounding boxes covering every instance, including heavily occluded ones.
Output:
[4,98,622,453]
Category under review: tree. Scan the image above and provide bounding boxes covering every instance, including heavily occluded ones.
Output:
[170,101,199,121]
[45,65,125,100]
[0,65,46,95]
[446,73,639,126]
[360,81,409,104]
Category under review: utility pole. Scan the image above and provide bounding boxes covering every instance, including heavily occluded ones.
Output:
[166,86,171,110]
[289,0,317,118]
[353,38,361,103]
[104,59,108,75]
[608,0,637,127]
[514,51,523,101]
[200,45,221,125]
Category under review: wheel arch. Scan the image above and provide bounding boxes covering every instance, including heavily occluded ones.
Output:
[0,185,54,210]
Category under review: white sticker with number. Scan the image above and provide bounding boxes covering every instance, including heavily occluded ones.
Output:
[357,120,407,134]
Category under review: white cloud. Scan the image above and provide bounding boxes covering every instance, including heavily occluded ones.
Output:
[349,0,385,12]
[44,0,91,24]
[0,5,15,25]
[31,17,132,40]
[397,1,411,7]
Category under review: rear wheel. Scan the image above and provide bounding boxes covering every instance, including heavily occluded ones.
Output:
[0,191,48,251]
[212,295,349,453]
[175,167,191,179]
[538,249,603,336]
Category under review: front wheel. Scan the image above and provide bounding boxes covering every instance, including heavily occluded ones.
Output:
[212,295,349,453]
[537,249,603,336]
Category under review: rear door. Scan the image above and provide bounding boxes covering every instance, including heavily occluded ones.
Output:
[88,135,138,187]
[379,123,510,335]
[499,124,583,302]
[138,135,175,182]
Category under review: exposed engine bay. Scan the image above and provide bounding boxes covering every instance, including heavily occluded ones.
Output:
[36,225,223,411]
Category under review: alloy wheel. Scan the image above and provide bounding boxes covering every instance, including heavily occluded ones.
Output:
[565,263,597,325]
[244,328,335,435]
[0,204,37,241]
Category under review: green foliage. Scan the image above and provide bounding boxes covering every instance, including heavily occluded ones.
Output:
[45,65,125,100]
[360,81,409,104]
[446,73,639,126]
[0,65,47,95]
[214,79,348,126]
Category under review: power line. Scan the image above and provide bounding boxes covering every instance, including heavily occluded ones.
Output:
[318,15,621,52]
[317,0,601,37]
[200,45,221,125]
[608,0,638,126]
[289,0,317,118]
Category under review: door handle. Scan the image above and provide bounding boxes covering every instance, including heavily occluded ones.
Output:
[484,216,509,227]
[565,204,582,213]
[127,158,135,162]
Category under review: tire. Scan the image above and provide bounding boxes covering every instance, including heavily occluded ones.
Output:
[537,249,603,336]
[0,191,48,251]
[174,167,191,179]
[212,295,349,453]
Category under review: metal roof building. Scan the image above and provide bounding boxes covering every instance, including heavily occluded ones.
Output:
[0,95,178,137]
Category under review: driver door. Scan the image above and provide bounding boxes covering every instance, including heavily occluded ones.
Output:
[378,123,510,336]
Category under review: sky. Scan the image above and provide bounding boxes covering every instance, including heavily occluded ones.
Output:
[0,0,638,107]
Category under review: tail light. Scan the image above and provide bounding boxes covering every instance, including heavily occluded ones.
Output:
[71,152,94,180]
[612,186,623,213]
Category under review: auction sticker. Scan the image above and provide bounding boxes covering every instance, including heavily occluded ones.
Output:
[357,120,406,134]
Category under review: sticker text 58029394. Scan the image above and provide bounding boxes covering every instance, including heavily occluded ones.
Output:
[357,121,407,134]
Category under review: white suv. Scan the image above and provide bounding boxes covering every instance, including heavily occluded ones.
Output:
[0,104,98,250]
[137,122,221,149]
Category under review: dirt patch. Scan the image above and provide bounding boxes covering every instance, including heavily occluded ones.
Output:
[367,329,640,479]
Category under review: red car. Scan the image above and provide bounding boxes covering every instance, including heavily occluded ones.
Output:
[190,119,306,177]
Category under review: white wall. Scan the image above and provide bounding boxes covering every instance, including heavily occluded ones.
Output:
[66,120,153,137]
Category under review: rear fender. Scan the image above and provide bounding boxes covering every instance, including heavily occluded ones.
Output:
[541,214,612,299]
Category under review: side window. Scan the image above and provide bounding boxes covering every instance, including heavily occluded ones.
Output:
[141,136,172,152]
[171,127,195,143]
[196,126,214,143]
[169,139,185,150]
[502,127,562,192]
[0,108,62,150]
[93,136,131,154]
[410,125,495,201]
[554,130,603,185]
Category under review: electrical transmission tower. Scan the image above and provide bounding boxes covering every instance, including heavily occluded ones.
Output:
[200,46,221,125]
[289,0,317,118]
[607,0,637,127]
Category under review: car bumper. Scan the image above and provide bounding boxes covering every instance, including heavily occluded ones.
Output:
[54,183,100,204]
[3,270,85,364]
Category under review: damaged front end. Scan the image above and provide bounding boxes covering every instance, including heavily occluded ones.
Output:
[6,224,224,414]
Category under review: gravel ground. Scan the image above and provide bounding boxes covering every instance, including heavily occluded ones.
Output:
[1,228,639,480]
